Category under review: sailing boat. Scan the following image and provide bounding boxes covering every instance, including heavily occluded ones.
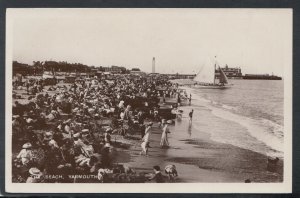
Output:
[193,56,232,89]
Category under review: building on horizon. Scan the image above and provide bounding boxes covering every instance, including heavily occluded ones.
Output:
[215,65,242,79]
[130,68,145,75]
[166,73,196,80]
[101,65,127,74]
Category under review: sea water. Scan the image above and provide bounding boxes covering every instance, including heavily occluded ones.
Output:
[181,79,284,158]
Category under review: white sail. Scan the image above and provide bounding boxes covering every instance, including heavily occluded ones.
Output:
[219,68,229,84]
[193,57,216,84]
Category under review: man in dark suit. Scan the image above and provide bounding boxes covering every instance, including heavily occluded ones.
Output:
[148,166,165,183]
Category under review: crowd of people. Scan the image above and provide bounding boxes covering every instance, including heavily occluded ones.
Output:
[12,73,186,183]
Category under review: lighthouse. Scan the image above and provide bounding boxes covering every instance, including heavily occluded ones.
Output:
[152,57,155,73]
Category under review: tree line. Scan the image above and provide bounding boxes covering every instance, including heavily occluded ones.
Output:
[13,61,132,76]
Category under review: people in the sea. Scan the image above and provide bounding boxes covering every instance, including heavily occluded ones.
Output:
[160,120,172,148]
[189,109,194,123]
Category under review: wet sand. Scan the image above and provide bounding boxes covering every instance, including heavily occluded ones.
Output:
[115,118,283,183]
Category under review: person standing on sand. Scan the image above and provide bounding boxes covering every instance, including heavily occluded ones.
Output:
[143,122,153,142]
[160,120,171,148]
[139,123,146,139]
[140,122,153,156]
[189,109,194,123]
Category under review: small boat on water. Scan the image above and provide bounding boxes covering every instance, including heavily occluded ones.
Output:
[193,56,232,89]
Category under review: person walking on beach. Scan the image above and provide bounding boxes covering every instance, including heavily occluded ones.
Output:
[140,122,153,156]
[189,94,192,105]
[160,120,171,148]
[189,109,194,123]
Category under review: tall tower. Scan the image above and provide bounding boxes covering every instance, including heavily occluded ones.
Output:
[152,57,155,73]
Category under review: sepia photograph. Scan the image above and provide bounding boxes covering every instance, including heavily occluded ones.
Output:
[5,8,292,193]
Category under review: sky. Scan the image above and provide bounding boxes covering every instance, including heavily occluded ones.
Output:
[8,8,292,75]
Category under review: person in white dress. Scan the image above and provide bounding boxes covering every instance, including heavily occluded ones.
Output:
[140,122,153,156]
[17,143,33,166]
[160,120,172,148]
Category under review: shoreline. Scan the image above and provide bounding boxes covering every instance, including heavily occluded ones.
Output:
[11,82,283,183]
[114,107,283,183]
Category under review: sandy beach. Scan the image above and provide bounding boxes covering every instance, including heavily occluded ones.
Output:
[12,82,283,183]
[7,9,292,194]
[114,99,283,183]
